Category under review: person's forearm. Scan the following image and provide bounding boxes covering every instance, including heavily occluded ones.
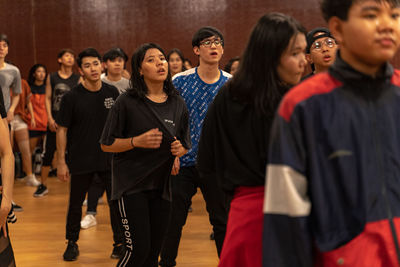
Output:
[56,127,67,163]
[0,118,14,207]
[101,137,135,153]
[27,101,35,120]
[45,76,53,121]
[45,97,53,121]
[9,94,20,113]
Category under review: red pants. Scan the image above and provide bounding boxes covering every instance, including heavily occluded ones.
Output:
[219,186,264,267]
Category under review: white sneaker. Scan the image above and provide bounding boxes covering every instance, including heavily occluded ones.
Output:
[25,174,40,187]
[80,214,97,229]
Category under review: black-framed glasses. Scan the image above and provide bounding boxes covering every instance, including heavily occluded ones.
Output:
[311,38,336,50]
[200,39,223,48]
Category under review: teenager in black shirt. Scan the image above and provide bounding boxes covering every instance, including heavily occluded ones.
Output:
[100,43,191,267]
[56,48,123,261]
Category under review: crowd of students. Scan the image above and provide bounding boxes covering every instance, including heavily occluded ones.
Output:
[1,0,400,266]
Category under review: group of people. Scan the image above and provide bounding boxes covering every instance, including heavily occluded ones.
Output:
[1,0,400,266]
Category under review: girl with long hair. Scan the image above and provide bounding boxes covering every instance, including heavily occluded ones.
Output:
[197,12,307,267]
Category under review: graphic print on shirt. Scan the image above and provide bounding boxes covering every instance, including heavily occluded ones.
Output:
[172,68,231,167]
[104,97,115,109]
[52,83,71,112]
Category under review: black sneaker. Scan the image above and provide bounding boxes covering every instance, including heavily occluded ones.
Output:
[33,184,48,197]
[12,202,23,212]
[63,241,79,261]
[210,232,215,240]
[110,244,125,259]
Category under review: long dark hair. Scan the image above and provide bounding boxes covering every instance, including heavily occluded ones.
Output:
[28,64,47,86]
[167,48,187,72]
[228,12,306,116]
[128,43,178,99]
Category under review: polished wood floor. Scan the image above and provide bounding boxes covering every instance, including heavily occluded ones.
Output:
[10,177,219,267]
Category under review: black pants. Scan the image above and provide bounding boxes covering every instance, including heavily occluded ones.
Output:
[66,171,123,245]
[42,129,56,166]
[87,174,105,215]
[117,191,170,267]
[159,166,229,267]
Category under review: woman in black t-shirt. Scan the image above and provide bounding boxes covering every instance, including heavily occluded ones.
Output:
[100,43,191,267]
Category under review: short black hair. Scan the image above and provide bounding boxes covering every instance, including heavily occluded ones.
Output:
[0,34,9,46]
[57,48,75,59]
[77,47,102,68]
[321,0,400,21]
[192,26,224,48]
[103,47,128,62]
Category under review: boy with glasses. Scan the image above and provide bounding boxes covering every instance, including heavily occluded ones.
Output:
[303,27,338,80]
[159,26,231,267]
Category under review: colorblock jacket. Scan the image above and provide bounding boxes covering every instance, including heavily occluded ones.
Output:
[263,54,400,267]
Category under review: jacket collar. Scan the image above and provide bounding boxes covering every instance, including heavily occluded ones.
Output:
[329,51,394,100]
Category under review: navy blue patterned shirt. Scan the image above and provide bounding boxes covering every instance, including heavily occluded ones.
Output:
[173,67,231,167]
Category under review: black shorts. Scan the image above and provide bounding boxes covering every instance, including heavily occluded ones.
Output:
[29,130,46,138]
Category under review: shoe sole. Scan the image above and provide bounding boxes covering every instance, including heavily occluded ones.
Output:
[26,181,41,187]
[33,189,49,198]
[80,222,97,229]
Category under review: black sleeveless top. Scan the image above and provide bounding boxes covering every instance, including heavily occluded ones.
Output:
[50,72,80,117]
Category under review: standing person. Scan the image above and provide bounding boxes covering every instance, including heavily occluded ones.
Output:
[0,85,16,267]
[167,48,186,77]
[100,43,191,267]
[302,27,338,80]
[80,47,130,230]
[159,26,231,267]
[0,34,23,212]
[27,64,48,181]
[263,0,400,266]
[10,79,40,187]
[27,64,48,154]
[223,56,240,75]
[0,34,21,123]
[57,48,122,261]
[101,47,130,94]
[183,58,192,70]
[197,13,306,267]
[35,49,80,197]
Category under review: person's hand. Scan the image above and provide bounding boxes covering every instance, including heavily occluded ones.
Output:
[48,118,58,132]
[57,162,70,182]
[133,128,163,149]
[31,117,36,128]
[6,110,14,123]
[0,201,11,238]
[171,157,180,175]
[171,138,186,157]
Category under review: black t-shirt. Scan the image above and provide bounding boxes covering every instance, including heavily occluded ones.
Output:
[0,86,6,118]
[100,92,191,200]
[56,82,119,175]
[50,72,80,118]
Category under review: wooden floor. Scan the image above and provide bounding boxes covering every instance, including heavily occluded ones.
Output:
[10,177,219,267]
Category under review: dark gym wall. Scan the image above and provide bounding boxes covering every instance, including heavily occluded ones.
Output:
[2,0,398,78]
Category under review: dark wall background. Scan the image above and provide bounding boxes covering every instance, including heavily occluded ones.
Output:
[1,0,399,78]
